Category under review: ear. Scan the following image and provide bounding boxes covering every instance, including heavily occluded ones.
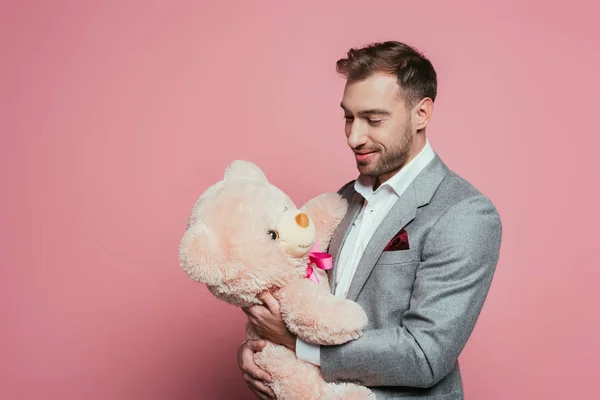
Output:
[179,223,223,286]
[414,97,434,131]
[186,182,224,229]
[224,160,268,183]
[301,192,348,251]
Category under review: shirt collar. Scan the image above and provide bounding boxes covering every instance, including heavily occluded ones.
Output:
[354,139,436,201]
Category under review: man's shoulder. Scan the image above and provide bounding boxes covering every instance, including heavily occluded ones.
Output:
[439,169,483,199]
[433,166,500,220]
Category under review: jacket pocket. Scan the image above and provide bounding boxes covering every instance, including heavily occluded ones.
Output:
[377,248,419,265]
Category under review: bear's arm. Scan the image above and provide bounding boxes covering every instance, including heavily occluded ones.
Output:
[275,278,368,345]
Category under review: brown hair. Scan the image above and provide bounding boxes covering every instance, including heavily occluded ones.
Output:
[336,41,437,109]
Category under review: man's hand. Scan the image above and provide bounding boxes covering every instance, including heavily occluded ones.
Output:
[243,292,296,351]
[237,339,275,399]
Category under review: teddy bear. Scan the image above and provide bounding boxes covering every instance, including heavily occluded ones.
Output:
[178,160,375,399]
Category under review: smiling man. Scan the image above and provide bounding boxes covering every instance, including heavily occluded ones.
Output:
[238,41,502,399]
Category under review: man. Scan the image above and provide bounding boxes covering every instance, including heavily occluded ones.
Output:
[238,41,502,399]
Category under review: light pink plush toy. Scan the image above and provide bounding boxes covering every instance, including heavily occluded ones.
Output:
[179,160,374,399]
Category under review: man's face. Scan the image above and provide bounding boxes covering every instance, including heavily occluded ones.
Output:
[341,73,418,183]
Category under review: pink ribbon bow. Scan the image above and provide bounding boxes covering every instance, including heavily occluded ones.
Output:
[306,241,332,284]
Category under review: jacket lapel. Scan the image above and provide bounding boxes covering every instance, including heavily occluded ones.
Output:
[345,184,417,300]
[327,190,364,294]
[345,154,449,301]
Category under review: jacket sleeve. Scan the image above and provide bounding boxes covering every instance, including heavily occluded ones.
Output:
[320,195,503,387]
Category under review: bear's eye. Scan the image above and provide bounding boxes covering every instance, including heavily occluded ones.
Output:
[267,230,279,241]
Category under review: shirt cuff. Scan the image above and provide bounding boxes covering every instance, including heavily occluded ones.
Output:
[295,337,321,366]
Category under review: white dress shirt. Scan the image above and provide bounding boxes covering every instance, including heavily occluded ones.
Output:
[295,139,436,366]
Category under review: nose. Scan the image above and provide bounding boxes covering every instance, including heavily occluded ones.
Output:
[295,213,309,228]
[346,120,368,149]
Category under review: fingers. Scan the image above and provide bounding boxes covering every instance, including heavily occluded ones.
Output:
[239,340,275,399]
[239,340,272,383]
[245,293,280,317]
[243,304,268,319]
[244,373,275,399]
[243,310,259,326]
[246,339,267,352]
[242,351,272,382]
[257,292,280,314]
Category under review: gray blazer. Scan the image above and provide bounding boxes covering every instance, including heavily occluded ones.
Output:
[321,153,502,399]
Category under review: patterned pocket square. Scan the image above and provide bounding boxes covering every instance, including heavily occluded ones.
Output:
[384,228,410,251]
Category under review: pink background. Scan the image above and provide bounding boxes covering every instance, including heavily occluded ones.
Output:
[2,1,599,399]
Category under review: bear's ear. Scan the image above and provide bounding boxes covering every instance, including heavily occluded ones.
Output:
[179,222,224,286]
[224,160,268,183]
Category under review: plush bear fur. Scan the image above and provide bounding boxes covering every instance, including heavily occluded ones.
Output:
[179,160,374,399]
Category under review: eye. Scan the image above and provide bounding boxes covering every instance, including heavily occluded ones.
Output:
[267,230,279,241]
[367,119,383,126]
[343,115,354,122]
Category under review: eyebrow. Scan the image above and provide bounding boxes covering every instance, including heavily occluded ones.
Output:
[340,103,391,117]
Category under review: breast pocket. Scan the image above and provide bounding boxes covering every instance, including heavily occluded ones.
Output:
[377,248,419,265]
[374,249,420,290]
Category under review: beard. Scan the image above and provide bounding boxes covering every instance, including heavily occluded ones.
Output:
[356,119,414,178]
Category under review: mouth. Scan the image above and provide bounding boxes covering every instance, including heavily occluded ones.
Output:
[355,151,376,162]
[298,243,313,249]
